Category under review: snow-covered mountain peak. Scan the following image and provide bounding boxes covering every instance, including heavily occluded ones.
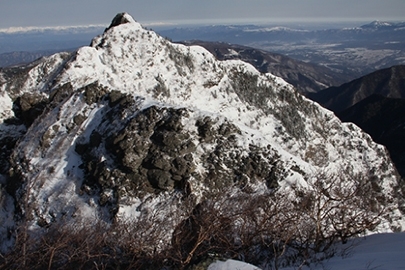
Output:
[369,20,392,27]
[360,20,397,30]
[0,12,404,256]
[55,13,291,132]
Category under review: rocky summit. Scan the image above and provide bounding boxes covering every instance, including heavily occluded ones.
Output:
[0,13,404,265]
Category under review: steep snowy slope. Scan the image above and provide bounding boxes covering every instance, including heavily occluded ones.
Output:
[210,232,405,270]
[0,13,403,259]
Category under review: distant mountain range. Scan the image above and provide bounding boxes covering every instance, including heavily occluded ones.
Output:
[160,21,405,79]
[0,25,104,55]
[308,65,405,112]
[0,49,76,67]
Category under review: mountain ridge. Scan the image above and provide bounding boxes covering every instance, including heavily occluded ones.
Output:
[308,65,405,112]
[181,40,350,93]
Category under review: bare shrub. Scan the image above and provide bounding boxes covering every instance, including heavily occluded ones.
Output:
[280,170,392,268]
[0,171,392,269]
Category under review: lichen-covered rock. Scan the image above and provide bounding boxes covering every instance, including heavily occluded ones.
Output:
[82,82,108,105]
[196,117,215,142]
[49,82,73,104]
[74,100,200,209]
[70,90,288,215]
[13,92,47,126]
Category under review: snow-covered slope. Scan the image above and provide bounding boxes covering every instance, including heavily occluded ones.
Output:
[0,13,403,257]
[210,232,405,270]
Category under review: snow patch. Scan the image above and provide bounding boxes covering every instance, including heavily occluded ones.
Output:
[209,259,261,270]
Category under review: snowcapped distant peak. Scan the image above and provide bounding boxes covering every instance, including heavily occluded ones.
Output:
[371,20,391,26]
[361,20,394,29]
[243,26,308,33]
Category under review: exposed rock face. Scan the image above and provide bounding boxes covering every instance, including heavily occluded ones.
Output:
[0,13,403,252]
[106,12,135,31]
[72,87,285,215]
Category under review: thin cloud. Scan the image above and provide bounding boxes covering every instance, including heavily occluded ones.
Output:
[0,0,404,28]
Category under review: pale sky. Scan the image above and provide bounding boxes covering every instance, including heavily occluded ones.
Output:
[1,0,405,28]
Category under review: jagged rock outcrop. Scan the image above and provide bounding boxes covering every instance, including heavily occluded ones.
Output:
[107,12,134,30]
